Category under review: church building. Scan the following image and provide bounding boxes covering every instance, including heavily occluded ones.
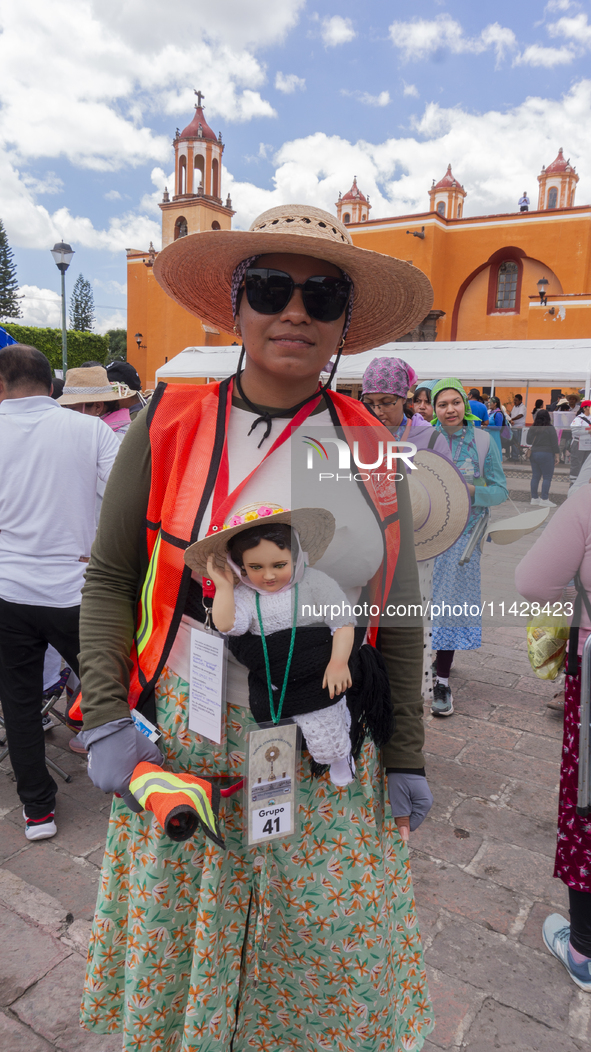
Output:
[127,99,590,386]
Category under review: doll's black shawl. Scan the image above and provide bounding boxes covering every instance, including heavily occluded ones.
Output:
[227,625,394,775]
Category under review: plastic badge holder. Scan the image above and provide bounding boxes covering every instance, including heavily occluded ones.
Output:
[244,720,301,847]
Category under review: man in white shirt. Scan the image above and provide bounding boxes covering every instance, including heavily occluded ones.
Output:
[509,394,526,460]
[519,192,530,212]
[0,344,120,841]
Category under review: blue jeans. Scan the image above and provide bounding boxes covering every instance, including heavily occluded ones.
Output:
[530,450,555,500]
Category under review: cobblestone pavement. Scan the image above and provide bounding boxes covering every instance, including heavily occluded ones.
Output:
[0,501,586,1050]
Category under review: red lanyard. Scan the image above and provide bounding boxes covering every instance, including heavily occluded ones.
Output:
[208,380,323,535]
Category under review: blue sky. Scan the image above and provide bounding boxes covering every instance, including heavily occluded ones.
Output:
[4,0,591,331]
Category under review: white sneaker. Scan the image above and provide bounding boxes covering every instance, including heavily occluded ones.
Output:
[23,806,57,841]
[530,498,541,505]
[539,498,556,507]
[329,756,355,787]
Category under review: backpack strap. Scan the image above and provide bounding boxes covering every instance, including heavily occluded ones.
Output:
[473,427,490,477]
[427,430,439,451]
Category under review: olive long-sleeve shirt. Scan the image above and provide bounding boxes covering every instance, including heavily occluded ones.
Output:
[79,402,426,770]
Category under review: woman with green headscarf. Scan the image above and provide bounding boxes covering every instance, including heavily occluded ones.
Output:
[429,379,508,716]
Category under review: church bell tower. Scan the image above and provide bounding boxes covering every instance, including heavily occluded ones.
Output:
[160,90,235,248]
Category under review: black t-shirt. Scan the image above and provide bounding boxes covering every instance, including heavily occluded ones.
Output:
[527,425,559,454]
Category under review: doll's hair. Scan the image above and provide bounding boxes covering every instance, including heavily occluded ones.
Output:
[228,522,295,569]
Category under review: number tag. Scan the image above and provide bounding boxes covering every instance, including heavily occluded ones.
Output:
[246,721,300,846]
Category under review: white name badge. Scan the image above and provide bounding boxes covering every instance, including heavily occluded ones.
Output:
[579,433,591,450]
[246,721,300,846]
[188,628,226,744]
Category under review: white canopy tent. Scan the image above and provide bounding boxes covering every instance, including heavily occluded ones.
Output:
[155,340,591,396]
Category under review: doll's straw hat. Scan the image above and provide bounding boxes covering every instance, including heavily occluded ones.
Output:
[184,503,336,578]
[408,450,471,561]
[153,204,433,354]
[58,366,133,405]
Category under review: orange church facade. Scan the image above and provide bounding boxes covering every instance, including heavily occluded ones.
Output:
[127,99,590,388]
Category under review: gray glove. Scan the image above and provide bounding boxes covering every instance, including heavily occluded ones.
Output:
[387,772,433,832]
[79,718,163,812]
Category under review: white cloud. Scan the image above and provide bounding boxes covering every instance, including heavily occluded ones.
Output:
[21,172,64,195]
[275,72,306,94]
[321,16,356,47]
[94,308,127,335]
[18,285,62,328]
[548,13,591,44]
[389,15,517,64]
[0,0,304,252]
[403,83,419,98]
[93,278,127,297]
[514,43,575,66]
[104,189,122,201]
[341,90,391,107]
[222,79,591,232]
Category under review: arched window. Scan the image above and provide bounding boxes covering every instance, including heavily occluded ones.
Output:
[547,186,558,209]
[495,260,519,309]
[212,158,219,198]
[178,156,187,196]
[211,220,220,230]
[361,213,366,221]
[194,154,204,192]
[343,212,351,224]
[437,201,445,216]
[174,216,188,240]
[457,203,462,217]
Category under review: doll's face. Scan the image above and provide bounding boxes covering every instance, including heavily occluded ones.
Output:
[241,539,293,592]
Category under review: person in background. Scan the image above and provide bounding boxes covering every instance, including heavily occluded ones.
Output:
[50,377,64,400]
[58,366,134,442]
[414,381,437,423]
[430,379,508,716]
[568,394,582,414]
[526,409,559,507]
[518,191,530,212]
[361,359,451,453]
[532,398,544,422]
[487,396,506,455]
[515,489,591,992]
[509,394,526,460]
[0,345,119,840]
[569,400,591,483]
[468,388,489,428]
[106,361,147,419]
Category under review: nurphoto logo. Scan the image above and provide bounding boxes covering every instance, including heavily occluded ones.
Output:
[302,435,418,482]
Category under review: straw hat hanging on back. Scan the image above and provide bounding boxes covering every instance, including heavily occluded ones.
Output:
[154,204,433,353]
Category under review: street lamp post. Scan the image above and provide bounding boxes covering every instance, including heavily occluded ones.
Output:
[50,241,74,377]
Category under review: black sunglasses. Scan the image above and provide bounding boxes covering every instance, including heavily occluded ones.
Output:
[241,267,351,322]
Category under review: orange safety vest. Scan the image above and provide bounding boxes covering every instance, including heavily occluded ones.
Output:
[128,379,401,715]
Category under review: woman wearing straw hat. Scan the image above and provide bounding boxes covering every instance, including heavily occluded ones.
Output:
[77,204,435,1049]
[430,379,508,716]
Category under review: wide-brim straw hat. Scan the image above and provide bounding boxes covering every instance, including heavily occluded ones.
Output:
[58,366,133,405]
[408,450,471,561]
[184,503,336,578]
[153,204,434,354]
[486,506,550,544]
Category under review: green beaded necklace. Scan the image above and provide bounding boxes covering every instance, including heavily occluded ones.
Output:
[255,583,299,725]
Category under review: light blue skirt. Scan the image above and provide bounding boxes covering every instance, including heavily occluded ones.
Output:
[431,532,482,651]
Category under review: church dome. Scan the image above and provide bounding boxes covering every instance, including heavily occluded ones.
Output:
[433,164,459,190]
[179,105,218,143]
[544,148,571,173]
[341,177,367,203]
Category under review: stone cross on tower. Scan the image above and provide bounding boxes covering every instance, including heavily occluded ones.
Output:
[194,90,205,107]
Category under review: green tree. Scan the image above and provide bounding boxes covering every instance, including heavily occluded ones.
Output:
[0,218,22,321]
[69,274,95,331]
[106,329,127,361]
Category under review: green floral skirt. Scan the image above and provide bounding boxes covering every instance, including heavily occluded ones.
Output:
[80,667,434,1051]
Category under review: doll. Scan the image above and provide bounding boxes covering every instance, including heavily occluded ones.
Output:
[206,517,357,787]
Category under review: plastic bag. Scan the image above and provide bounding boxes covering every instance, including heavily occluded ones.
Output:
[526,613,569,680]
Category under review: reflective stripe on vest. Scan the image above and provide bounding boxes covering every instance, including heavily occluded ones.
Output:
[136,529,162,657]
